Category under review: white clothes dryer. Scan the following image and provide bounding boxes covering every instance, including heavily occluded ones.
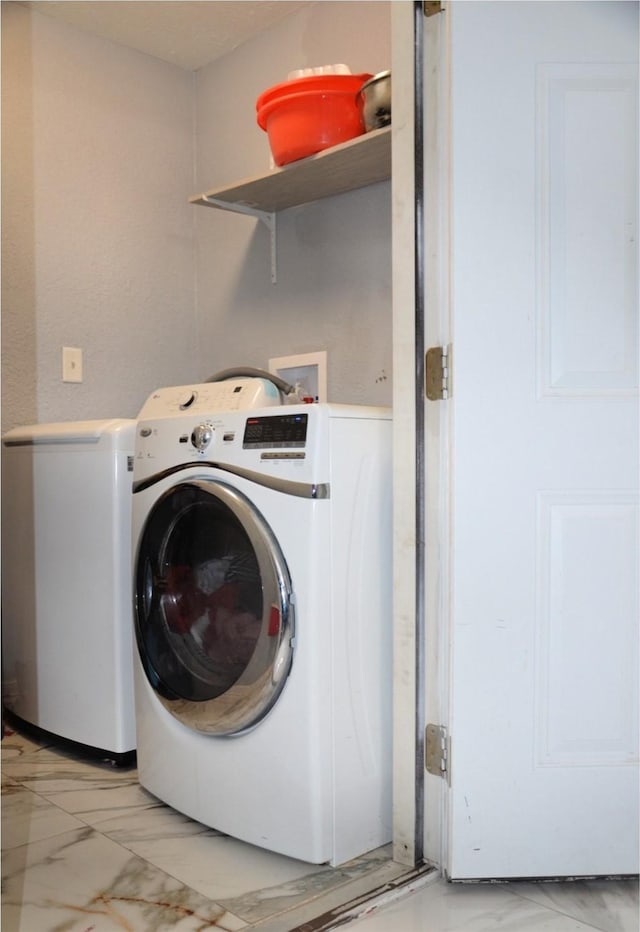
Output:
[132,385,392,865]
[1,419,137,763]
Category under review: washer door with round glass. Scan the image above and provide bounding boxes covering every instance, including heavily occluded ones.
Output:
[135,480,294,736]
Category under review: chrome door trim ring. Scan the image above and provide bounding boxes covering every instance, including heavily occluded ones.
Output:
[135,479,295,735]
[133,460,330,499]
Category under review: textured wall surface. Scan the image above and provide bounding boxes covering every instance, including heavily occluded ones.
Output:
[1,4,196,431]
[193,1,392,405]
[1,1,392,433]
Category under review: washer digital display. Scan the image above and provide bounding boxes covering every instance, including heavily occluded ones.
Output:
[243,413,308,449]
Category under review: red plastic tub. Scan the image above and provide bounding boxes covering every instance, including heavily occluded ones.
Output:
[256,73,373,167]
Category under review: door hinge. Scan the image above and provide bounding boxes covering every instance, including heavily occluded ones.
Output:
[425,724,450,781]
[424,1,444,17]
[425,345,451,401]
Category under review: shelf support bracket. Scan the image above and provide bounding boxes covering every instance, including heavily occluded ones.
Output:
[200,195,277,283]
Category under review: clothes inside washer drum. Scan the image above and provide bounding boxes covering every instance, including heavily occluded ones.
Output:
[160,563,262,684]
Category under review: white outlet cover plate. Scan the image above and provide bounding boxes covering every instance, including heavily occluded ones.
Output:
[269,351,327,403]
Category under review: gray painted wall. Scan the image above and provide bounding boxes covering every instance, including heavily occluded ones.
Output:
[1,2,392,433]
[1,3,196,431]
[193,2,392,404]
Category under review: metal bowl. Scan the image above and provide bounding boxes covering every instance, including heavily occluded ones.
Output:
[357,70,391,131]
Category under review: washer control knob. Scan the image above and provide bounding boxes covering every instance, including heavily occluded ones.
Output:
[178,390,197,409]
[191,423,213,452]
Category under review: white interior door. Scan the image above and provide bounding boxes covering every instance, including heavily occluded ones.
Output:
[442,0,639,879]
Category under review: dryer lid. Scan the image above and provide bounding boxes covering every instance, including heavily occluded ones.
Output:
[2,419,136,449]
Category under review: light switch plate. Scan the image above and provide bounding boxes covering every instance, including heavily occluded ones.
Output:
[62,346,83,383]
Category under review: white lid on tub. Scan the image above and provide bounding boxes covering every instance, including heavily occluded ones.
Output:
[2,418,136,448]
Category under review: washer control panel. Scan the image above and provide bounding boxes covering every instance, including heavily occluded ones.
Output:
[242,413,308,449]
[137,380,281,420]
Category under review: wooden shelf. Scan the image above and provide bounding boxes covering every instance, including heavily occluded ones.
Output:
[190,126,390,215]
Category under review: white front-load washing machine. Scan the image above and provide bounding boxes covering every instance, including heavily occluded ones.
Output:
[132,383,392,865]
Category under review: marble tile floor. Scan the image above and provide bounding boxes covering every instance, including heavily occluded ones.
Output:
[1,725,412,931]
[2,725,638,932]
[339,873,639,932]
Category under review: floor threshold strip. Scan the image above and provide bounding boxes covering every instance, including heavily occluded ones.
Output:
[291,863,439,932]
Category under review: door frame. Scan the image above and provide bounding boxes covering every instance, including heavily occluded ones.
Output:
[391,0,420,867]
[391,0,451,871]
[391,0,446,869]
